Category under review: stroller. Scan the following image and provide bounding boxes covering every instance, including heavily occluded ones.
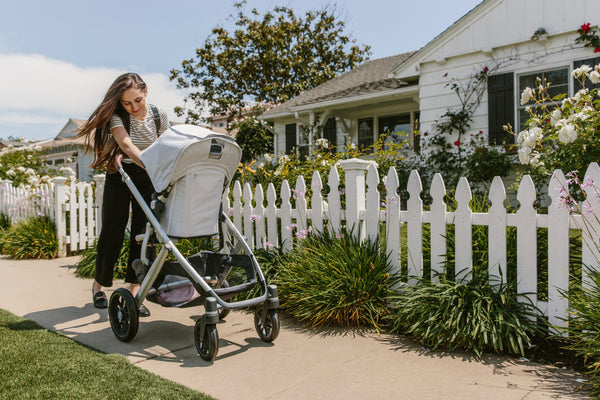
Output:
[107,124,280,361]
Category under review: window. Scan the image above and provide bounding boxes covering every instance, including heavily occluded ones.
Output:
[488,72,515,144]
[322,117,337,150]
[379,114,411,147]
[357,118,374,152]
[517,68,568,132]
[285,123,296,154]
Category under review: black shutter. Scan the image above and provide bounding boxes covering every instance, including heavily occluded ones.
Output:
[322,117,337,149]
[285,123,296,154]
[573,57,600,92]
[488,72,514,145]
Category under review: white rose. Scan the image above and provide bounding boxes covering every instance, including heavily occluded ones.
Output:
[572,64,592,78]
[590,70,600,84]
[520,87,534,105]
[550,109,561,127]
[558,124,577,144]
[518,147,531,164]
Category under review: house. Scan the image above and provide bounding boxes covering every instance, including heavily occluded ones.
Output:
[39,119,95,181]
[259,0,600,159]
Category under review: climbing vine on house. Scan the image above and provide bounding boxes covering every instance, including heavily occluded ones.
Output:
[421,64,513,190]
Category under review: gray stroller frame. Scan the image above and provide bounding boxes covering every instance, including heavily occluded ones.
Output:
[107,125,280,362]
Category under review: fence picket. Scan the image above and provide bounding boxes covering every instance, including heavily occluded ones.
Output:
[385,167,401,281]
[547,170,570,332]
[488,176,507,280]
[516,175,538,306]
[429,173,447,281]
[366,163,380,242]
[407,170,423,282]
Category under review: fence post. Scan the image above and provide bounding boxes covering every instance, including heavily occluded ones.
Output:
[53,177,68,258]
[93,174,105,235]
[338,158,373,240]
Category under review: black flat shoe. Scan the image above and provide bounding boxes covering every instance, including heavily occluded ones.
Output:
[93,291,108,309]
[139,304,151,317]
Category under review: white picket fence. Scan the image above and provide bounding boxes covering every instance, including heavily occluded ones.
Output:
[2,160,599,332]
[0,175,105,256]
[223,159,600,332]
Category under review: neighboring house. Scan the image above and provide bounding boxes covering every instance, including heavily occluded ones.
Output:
[40,119,95,181]
[259,0,600,158]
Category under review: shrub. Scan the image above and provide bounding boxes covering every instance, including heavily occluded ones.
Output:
[2,216,58,259]
[387,269,546,358]
[74,234,130,280]
[558,266,600,396]
[276,229,397,331]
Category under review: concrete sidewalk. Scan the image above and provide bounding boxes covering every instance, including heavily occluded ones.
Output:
[0,255,591,400]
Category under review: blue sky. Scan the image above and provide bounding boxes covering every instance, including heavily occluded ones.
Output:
[0,0,482,140]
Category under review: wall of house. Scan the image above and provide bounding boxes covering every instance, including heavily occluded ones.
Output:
[415,0,599,155]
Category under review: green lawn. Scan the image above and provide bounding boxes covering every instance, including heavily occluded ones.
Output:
[0,308,215,400]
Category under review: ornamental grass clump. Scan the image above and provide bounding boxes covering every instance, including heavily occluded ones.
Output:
[558,266,600,396]
[1,216,58,259]
[277,229,397,331]
[387,269,546,358]
[74,234,129,280]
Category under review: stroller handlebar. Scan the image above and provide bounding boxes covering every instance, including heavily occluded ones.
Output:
[115,154,124,170]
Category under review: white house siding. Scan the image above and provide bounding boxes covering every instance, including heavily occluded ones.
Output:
[404,0,600,151]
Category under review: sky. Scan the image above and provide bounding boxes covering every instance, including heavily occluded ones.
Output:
[0,0,483,141]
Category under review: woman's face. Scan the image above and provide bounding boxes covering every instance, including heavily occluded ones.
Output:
[120,87,147,120]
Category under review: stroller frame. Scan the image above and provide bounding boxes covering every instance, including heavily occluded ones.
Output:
[108,157,280,362]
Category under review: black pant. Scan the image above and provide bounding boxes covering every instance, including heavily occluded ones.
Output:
[95,163,154,287]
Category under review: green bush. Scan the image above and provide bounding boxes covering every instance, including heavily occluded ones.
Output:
[387,269,546,358]
[230,247,284,301]
[559,266,600,396]
[276,229,397,331]
[74,234,130,280]
[1,216,58,259]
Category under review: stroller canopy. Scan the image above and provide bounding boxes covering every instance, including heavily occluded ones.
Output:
[140,124,241,193]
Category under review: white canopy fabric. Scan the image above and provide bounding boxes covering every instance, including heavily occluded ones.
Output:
[140,124,241,193]
[139,124,242,237]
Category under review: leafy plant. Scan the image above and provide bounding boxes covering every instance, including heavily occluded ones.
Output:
[74,234,130,280]
[558,266,600,396]
[387,268,546,357]
[1,216,58,259]
[276,228,397,331]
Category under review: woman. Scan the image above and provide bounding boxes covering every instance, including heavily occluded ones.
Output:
[77,73,170,316]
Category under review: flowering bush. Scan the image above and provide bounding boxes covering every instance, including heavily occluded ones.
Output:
[0,144,60,188]
[576,22,600,53]
[510,63,600,182]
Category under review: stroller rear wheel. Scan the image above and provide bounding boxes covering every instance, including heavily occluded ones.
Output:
[194,321,219,361]
[108,288,139,342]
[254,308,279,343]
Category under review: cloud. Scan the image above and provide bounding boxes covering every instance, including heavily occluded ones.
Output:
[0,53,187,139]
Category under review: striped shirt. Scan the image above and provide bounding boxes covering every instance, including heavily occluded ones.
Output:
[109,105,170,151]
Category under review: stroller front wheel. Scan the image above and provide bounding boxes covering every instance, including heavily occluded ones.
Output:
[108,288,139,342]
[254,308,280,343]
[194,321,219,361]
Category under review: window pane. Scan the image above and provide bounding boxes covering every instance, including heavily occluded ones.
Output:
[379,114,411,147]
[517,68,567,131]
[358,118,374,151]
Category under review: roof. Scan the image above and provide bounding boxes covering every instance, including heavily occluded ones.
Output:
[260,52,417,119]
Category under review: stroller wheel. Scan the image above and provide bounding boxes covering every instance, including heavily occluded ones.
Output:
[194,321,219,361]
[108,288,139,342]
[254,308,280,343]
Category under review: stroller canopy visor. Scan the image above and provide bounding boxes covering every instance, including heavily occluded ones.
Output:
[140,124,241,193]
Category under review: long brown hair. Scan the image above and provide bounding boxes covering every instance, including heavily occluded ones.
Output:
[76,73,147,172]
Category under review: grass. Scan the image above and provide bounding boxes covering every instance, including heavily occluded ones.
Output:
[0,308,214,400]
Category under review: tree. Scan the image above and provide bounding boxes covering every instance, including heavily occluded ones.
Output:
[169,1,371,123]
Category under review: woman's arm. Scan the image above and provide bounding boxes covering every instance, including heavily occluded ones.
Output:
[111,126,145,168]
